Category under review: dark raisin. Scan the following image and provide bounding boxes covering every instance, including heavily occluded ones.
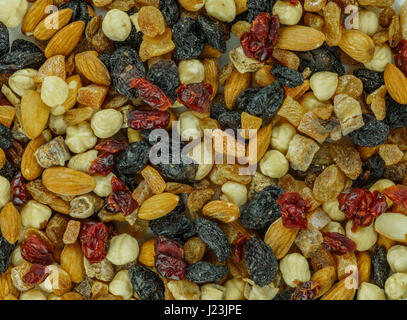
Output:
[186,262,228,284]
[147,60,180,103]
[60,0,92,24]
[195,218,231,263]
[270,64,304,88]
[197,15,227,53]
[210,102,229,121]
[0,22,9,58]
[349,114,389,147]
[98,53,111,70]
[0,47,45,73]
[273,289,294,300]
[240,184,284,230]
[353,68,385,94]
[159,0,179,28]
[0,124,12,150]
[217,111,242,131]
[116,141,149,175]
[383,163,407,184]
[236,87,262,112]
[0,160,18,182]
[10,39,41,54]
[114,26,143,52]
[172,17,205,60]
[353,154,385,188]
[384,95,407,129]
[244,237,278,287]
[129,265,165,300]
[245,0,274,22]
[0,230,16,274]
[298,44,345,75]
[116,173,138,192]
[372,246,391,288]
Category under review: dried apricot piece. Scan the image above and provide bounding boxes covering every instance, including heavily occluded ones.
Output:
[34,55,66,84]
[76,84,109,109]
[137,6,165,38]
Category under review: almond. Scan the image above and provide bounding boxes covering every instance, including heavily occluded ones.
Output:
[141,165,166,195]
[21,133,48,181]
[42,167,96,196]
[138,238,155,267]
[34,8,73,41]
[224,67,251,109]
[202,200,240,223]
[247,123,273,165]
[264,217,298,259]
[138,193,179,220]
[0,267,18,299]
[310,266,336,298]
[0,202,22,244]
[21,0,53,34]
[21,90,50,140]
[60,242,85,283]
[338,30,375,63]
[384,63,407,105]
[203,58,219,99]
[320,278,356,300]
[75,51,111,86]
[357,251,371,284]
[276,26,326,51]
[45,21,85,58]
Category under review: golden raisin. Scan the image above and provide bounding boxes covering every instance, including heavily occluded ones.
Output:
[137,6,165,38]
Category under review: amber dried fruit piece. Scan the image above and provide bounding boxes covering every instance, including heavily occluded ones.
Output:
[139,28,175,62]
[137,6,165,37]
[76,84,109,109]
[312,165,345,203]
[141,165,166,195]
[329,142,362,180]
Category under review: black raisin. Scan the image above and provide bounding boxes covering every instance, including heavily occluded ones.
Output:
[349,114,389,147]
[240,184,284,230]
[210,103,229,120]
[129,265,165,300]
[245,0,274,22]
[195,218,231,263]
[0,230,16,274]
[60,0,92,24]
[236,87,262,112]
[98,53,111,71]
[159,0,179,28]
[116,141,149,175]
[0,123,12,150]
[372,246,391,288]
[270,64,304,88]
[384,95,407,129]
[298,44,345,75]
[0,22,9,58]
[0,160,18,182]
[10,39,41,54]
[147,60,180,103]
[217,111,242,131]
[352,154,384,188]
[0,40,45,73]
[116,173,138,192]
[172,17,205,60]
[197,15,227,53]
[353,68,385,94]
[186,262,228,284]
[245,237,278,287]
[273,289,294,300]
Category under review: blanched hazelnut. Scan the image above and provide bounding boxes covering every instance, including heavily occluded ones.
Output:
[0,0,28,28]
[8,69,37,97]
[280,253,311,287]
[93,172,116,197]
[310,71,338,101]
[345,221,377,252]
[41,76,69,108]
[205,0,236,22]
[322,221,345,235]
[357,282,386,300]
[358,10,379,36]
[109,270,133,300]
[102,9,132,41]
[91,109,123,139]
[21,200,52,229]
[385,273,407,300]
[271,122,296,154]
[106,233,139,266]
[19,289,46,300]
[364,45,393,72]
[300,91,329,111]
[224,278,245,300]
[65,122,98,154]
[322,200,346,221]
[220,181,247,207]
[272,0,303,26]
[49,114,68,135]
[387,245,407,273]
[201,284,226,300]
[0,176,10,209]
[178,60,205,84]
[260,150,289,179]
[68,150,98,173]
[178,112,203,141]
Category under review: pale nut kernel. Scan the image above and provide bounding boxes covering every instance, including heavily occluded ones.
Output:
[271,122,296,155]
[322,221,345,235]
[358,10,379,36]
[224,278,245,300]
[201,284,226,300]
[387,245,407,273]
[68,150,98,173]
[21,200,52,229]
[41,76,69,108]
[109,270,133,300]
[364,45,393,72]
[65,122,97,154]
[220,181,247,207]
[19,289,46,300]
[188,140,214,181]
[0,0,28,28]
[205,0,236,23]
[178,112,203,141]
[272,0,303,26]
[91,109,123,139]
[38,265,58,293]
[369,179,395,207]
[322,199,346,221]
[49,114,68,135]
[345,221,377,252]
[310,71,339,101]
[357,282,386,300]
[93,172,116,197]
[300,91,330,111]
[11,246,24,267]
[279,253,311,287]
[384,273,407,300]
[260,150,289,179]
[102,9,132,41]
[8,69,37,97]
[178,60,205,84]
[106,233,139,266]
[0,176,10,209]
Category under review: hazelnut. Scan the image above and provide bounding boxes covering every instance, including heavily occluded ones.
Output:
[0,0,28,28]
[91,109,123,139]
[0,176,10,209]
[205,0,236,22]
[41,76,69,108]
[109,270,133,300]
[178,112,203,141]
[271,122,296,154]
[357,282,386,300]
[364,45,393,72]
[358,10,379,36]
[93,172,116,197]
[102,9,132,41]
[220,181,247,207]
[21,200,52,229]
[224,278,245,300]
[11,246,24,267]
[106,233,139,266]
[322,221,345,235]
[387,245,407,273]
[310,71,339,101]
[68,150,98,173]
[178,60,205,84]
[8,69,37,97]
[280,253,311,287]
[272,0,303,26]
[384,273,407,300]
[65,122,98,154]
[345,221,377,252]
[260,150,289,179]
[49,114,68,135]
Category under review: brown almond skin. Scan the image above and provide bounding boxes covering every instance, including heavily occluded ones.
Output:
[338,30,375,63]
[357,251,372,284]
[21,134,47,181]
[384,63,407,104]
[34,8,73,41]
[224,68,251,109]
[21,90,50,140]
[45,21,85,58]
[21,0,53,34]
[0,203,22,244]
[202,200,240,223]
[138,193,179,220]
[276,26,326,51]
[320,278,356,300]
[264,217,298,260]
[74,51,111,86]
[311,266,337,298]
[60,242,85,283]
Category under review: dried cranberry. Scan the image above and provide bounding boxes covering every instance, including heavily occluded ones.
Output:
[95,139,128,154]
[395,39,407,77]
[89,152,115,176]
[155,237,184,259]
[130,77,172,111]
[10,172,26,206]
[291,281,320,300]
[338,188,387,232]
[277,192,310,230]
[240,13,280,62]
[79,221,110,264]
[20,235,54,265]
[176,83,213,113]
[107,176,138,216]
[155,237,186,280]
[127,110,170,130]
[22,264,49,286]
[233,235,247,263]
[383,185,407,212]
[322,232,356,256]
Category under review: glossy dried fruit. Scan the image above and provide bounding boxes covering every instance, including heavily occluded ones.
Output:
[127,110,170,130]
[322,232,356,256]
[298,43,345,75]
[353,154,385,188]
[0,231,15,274]
[186,262,228,284]
[79,221,110,264]
[0,22,9,58]
[130,78,172,111]
[107,177,138,216]
[270,64,304,88]
[137,6,165,38]
[177,83,213,114]
[0,124,12,151]
[159,0,179,27]
[197,15,227,53]
[349,114,389,147]
[147,60,179,103]
[95,140,127,154]
[129,265,164,300]
[22,264,49,286]
[291,280,320,300]
[20,234,54,265]
[116,141,149,175]
[89,152,115,176]
[353,68,384,94]
[155,237,186,280]
[383,185,407,212]
[277,192,310,230]
[172,17,205,60]
[10,172,26,206]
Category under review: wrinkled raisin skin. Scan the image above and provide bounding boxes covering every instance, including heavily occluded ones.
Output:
[186,262,228,284]
[298,44,345,76]
[147,60,179,103]
[353,154,384,188]
[353,68,384,94]
[0,22,9,58]
[116,141,150,175]
[270,64,304,88]
[291,281,320,300]
[384,95,407,130]
[129,265,165,300]
[372,246,391,288]
[59,0,92,24]
[198,15,227,53]
[0,124,13,150]
[20,235,54,266]
[0,231,16,274]
[349,114,389,147]
[172,17,205,60]
[159,0,179,28]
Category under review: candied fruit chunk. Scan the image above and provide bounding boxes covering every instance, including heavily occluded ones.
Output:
[77,84,109,109]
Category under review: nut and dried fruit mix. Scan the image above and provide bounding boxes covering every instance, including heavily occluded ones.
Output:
[0,0,407,301]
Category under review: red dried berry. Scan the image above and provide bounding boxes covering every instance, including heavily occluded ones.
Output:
[240,13,280,62]
[89,152,116,176]
[79,221,110,264]
[383,185,407,212]
[95,139,128,154]
[107,176,138,216]
[10,172,26,206]
[176,83,213,113]
[395,39,407,77]
[20,235,54,265]
[338,188,387,232]
[127,110,170,130]
[155,237,184,259]
[154,237,186,280]
[130,77,172,111]
[291,280,320,300]
[277,192,310,230]
[322,232,356,256]
[233,234,247,263]
[22,264,50,286]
